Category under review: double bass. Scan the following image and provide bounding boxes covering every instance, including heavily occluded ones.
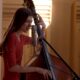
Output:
[21,0,80,80]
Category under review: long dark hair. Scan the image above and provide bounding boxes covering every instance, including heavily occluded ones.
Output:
[0,8,32,55]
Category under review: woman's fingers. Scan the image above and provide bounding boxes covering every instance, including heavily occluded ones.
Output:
[37,14,45,26]
[42,69,52,80]
[36,67,52,80]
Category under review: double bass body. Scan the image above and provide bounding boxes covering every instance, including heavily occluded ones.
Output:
[26,52,73,80]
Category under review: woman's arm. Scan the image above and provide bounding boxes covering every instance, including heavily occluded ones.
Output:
[9,64,52,80]
[9,64,43,73]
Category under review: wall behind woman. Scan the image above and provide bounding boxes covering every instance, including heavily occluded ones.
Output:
[48,0,80,75]
[50,0,72,63]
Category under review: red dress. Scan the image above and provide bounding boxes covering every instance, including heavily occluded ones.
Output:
[3,32,32,80]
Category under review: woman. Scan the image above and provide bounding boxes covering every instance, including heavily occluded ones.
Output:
[2,8,52,80]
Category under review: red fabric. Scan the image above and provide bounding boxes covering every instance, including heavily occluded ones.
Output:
[3,32,32,80]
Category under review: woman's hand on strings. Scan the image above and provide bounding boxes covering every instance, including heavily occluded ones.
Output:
[37,68,52,80]
[37,14,46,28]
[37,14,46,38]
